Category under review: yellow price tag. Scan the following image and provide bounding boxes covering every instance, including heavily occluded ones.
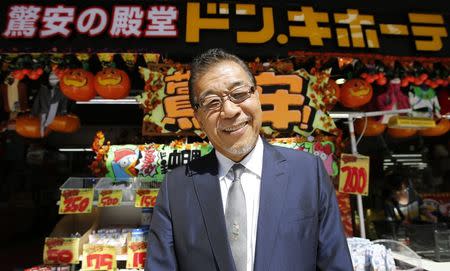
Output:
[135,189,159,208]
[126,241,147,269]
[59,189,94,214]
[82,244,116,271]
[338,154,370,196]
[98,190,122,207]
[43,237,79,265]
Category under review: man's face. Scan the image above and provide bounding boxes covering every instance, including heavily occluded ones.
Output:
[193,60,262,162]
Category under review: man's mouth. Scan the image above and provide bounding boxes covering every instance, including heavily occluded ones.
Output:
[222,120,250,133]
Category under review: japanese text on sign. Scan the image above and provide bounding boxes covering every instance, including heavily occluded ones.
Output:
[1,3,447,51]
[135,189,159,208]
[126,242,147,269]
[58,189,94,214]
[43,237,79,265]
[338,154,370,196]
[82,244,116,271]
[98,190,122,207]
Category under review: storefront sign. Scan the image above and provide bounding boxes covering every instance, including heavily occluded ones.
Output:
[338,154,370,196]
[58,188,94,214]
[0,1,447,57]
[82,244,116,271]
[139,69,337,137]
[98,190,122,207]
[43,237,79,265]
[135,189,159,208]
[126,241,147,269]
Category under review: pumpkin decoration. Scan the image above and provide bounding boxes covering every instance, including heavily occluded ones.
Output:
[387,127,417,138]
[418,119,450,137]
[339,79,373,108]
[15,115,50,138]
[60,69,96,101]
[48,114,81,133]
[94,68,131,99]
[355,117,386,136]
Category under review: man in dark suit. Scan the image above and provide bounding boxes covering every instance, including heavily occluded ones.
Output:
[146,49,352,271]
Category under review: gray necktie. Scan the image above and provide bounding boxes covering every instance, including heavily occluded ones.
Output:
[225,163,247,271]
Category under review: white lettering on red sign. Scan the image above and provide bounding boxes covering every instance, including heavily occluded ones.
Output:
[3,5,41,38]
[40,5,75,38]
[76,7,108,36]
[110,6,143,37]
[145,6,178,37]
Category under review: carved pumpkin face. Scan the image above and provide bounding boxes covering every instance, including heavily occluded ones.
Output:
[418,119,450,137]
[387,127,417,138]
[16,115,50,138]
[60,69,96,101]
[48,114,80,133]
[94,68,131,99]
[355,117,386,136]
[339,79,373,108]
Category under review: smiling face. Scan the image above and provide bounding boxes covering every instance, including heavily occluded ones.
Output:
[193,60,262,162]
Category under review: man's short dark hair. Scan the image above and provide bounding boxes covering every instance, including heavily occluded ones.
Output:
[188,48,256,110]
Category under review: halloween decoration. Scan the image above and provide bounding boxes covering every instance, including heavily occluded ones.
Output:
[94,68,131,99]
[49,114,80,133]
[387,127,417,138]
[339,79,373,108]
[377,79,410,123]
[60,69,96,101]
[354,118,386,136]
[1,75,29,112]
[418,119,450,137]
[16,115,50,138]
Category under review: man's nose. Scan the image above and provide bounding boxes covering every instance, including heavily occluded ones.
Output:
[220,99,240,118]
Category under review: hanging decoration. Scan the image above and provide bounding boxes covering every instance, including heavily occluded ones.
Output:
[418,119,450,137]
[60,68,96,101]
[15,115,51,138]
[339,79,373,108]
[94,68,131,99]
[354,118,386,136]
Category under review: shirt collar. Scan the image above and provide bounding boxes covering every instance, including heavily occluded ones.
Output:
[216,136,264,179]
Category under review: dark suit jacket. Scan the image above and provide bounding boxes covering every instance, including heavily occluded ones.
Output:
[146,141,352,271]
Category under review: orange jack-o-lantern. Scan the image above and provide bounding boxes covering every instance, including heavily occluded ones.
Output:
[418,119,450,137]
[355,118,386,136]
[16,115,50,138]
[339,79,373,108]
[48,114,81,133]
[60,69,96,101]
[325,79,341,110]
[94,68,131,99]
[387,127,417,138]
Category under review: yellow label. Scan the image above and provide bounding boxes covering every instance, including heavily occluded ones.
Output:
[43,237,80,265]
[135,189,159,208]
[59,189,94,214]
[126,241,147,269]
[388,116,436,128]
[338,154,370,196]
[98,190,122,207]
[82,244,116,271]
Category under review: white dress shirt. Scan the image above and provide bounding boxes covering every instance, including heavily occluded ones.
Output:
[216,136,264,271]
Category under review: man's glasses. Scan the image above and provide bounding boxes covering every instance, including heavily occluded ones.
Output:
[194,84,256,112]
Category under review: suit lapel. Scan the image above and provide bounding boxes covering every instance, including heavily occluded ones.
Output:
[191,152,236,271]
[254,142,288,271]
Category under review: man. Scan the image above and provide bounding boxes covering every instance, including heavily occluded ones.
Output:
[146,49,352,271]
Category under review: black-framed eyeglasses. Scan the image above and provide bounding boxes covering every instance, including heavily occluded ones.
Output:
[194,84,256,112]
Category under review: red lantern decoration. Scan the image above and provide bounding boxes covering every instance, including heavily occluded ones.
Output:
[15,115,50,138]
[339,79,373,108]
[60,69,96,101]
[48,114,81,133]
[387,127,417,138]
[355,118,386,136]
[94,68,131,99]
[418,119,450,137]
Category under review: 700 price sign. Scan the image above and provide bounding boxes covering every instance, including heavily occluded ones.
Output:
[338,154,370,196]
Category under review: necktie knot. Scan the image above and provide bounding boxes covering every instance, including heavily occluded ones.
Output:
[231,163,245,182]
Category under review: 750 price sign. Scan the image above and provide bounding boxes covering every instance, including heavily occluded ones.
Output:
[43,237,79,265]
[339,154,370,196]
[59,189,94,214]
[135,189,159,208]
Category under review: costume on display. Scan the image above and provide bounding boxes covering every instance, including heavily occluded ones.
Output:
[408,85,441,118]
[147,139,352,271]
[377,79,410,123]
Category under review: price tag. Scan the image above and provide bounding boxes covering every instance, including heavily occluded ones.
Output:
[82,244,116,271]
[59,189,94,214]
[43,237,79,265]
[339,154,370,196]
[126,241,147,269]
[98,189,122,207]
[135,189,159,208]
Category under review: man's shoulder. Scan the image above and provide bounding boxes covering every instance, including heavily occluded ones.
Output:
[270,144,317,163]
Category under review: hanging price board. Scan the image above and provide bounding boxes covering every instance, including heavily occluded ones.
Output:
[135,189,159,208]
[59,189,94,214]
[126,241,147,269]
[43,237,79,265]
[98,190,122,207]
[82,244,116,271]
[338,154,370,196]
